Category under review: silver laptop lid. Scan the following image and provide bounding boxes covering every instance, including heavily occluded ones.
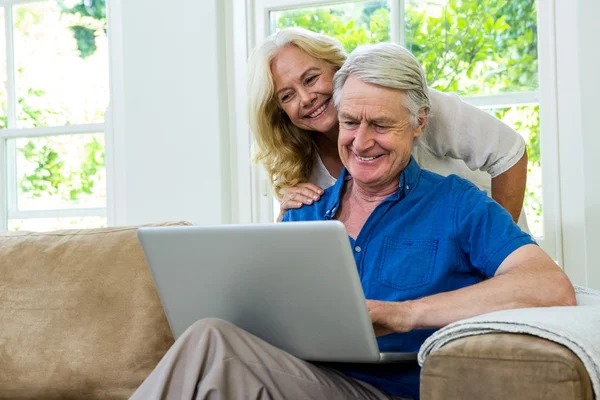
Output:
[138,221,381,362]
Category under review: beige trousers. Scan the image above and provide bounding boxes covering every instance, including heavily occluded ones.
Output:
[130,318,401,400]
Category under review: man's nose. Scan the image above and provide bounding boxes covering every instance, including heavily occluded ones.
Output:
[353,123,374,150]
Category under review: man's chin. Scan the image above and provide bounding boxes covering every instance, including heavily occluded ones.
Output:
[347,171,384,186]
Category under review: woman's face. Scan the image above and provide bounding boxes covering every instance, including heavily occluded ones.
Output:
[271,45,339,137]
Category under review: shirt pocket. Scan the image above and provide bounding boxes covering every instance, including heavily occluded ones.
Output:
[377,237,438,291]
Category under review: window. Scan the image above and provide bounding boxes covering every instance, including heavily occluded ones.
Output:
[0,0,108,232]
[254,0,558,259]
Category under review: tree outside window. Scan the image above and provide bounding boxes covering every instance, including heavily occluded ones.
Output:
[1,0,108,232]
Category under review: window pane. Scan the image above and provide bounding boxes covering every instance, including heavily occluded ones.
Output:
[273,198,280,222]
[0,8,6,128]
[13,1,109,127]
[271,1,391,52]
[484,104,542,237]
[406,0,538,96]
[8,216,106,232]
[11,133,106,211]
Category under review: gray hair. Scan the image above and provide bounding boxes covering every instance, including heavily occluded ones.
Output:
[333,43,431,128]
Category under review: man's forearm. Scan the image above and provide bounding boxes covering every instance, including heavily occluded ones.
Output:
[491,152,528,222]
[408,249,575,330]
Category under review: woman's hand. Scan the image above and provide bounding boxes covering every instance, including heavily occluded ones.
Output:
[277,183,324,222]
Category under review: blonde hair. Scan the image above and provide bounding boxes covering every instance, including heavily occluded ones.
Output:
[247,28,347,198]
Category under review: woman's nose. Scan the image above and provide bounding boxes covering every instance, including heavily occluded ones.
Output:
[299,89,317,108]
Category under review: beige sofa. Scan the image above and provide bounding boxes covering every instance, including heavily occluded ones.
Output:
[0,224,593,399]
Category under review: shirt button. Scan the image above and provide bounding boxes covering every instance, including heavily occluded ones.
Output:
[355,246,361,252]
[406,185,410,190]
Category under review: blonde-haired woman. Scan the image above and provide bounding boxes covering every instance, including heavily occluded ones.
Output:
[248,27,529,231]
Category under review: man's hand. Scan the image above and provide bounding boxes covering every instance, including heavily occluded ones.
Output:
[366,299,417,337]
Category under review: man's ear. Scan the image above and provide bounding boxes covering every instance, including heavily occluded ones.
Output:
[413,108,429,137]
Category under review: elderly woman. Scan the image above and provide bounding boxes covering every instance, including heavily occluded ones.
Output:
[130,43,574,400]
[248,27,529,230]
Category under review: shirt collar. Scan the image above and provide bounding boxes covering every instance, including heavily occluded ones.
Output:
[322,167,347,219]
[322,156,421,219]
[400,155,421,196]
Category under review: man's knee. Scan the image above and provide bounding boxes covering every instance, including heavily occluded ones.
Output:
[185,318,238,338]
[179,318,254,358]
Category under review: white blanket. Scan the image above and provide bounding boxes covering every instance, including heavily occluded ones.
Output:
[418,286,600,397]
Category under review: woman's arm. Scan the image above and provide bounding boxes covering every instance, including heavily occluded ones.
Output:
[491,151,528,222]
[277,183,324,222]
[424,89,528,221]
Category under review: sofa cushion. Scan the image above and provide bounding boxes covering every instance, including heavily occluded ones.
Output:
[0,222,190,399]
[420,333,593,400]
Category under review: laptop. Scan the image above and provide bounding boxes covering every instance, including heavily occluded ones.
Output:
[138,221,417,363]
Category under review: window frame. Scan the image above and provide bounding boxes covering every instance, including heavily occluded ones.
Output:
[0,0,109,232]
[249,0,561,262]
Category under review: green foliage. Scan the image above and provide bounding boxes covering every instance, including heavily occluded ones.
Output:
[72,136,105,200]
[14,6,42,33]
[69,25,98,58]
[59,0,106,58]
[404,0,537,95]
[277,1,537,94]
[14,87,105,202]
[18,135,105,202]
[8,2,107,205]
[12,0,106,59]
[19,86,61,127]
[276,0,542,225]
[19,140,66,197]
[60,0,106,21]
[12,87,105,203]
[276,1,389,52]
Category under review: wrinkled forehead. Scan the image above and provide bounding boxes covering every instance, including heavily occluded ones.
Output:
[271,45,326,85]
[337,76,408,117]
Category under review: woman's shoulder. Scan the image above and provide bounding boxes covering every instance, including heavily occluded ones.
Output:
[308,153,337,189]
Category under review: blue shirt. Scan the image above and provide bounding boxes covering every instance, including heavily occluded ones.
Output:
[282,157,535,399]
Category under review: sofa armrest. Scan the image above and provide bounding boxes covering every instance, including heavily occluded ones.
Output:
[420,333,593,400]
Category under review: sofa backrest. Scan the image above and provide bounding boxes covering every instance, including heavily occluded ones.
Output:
[0,222,190,399]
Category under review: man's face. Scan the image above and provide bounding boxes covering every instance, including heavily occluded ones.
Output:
[337,75,424,190]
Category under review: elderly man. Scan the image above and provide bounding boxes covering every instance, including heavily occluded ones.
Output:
[130,43,575,400]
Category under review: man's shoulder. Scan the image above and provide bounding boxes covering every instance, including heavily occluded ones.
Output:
[284,187,335,221]
[419,169,484,198]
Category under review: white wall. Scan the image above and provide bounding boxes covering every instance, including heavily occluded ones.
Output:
[555,0,600,288]
[108,0,234,226]
[578,0,600,288]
